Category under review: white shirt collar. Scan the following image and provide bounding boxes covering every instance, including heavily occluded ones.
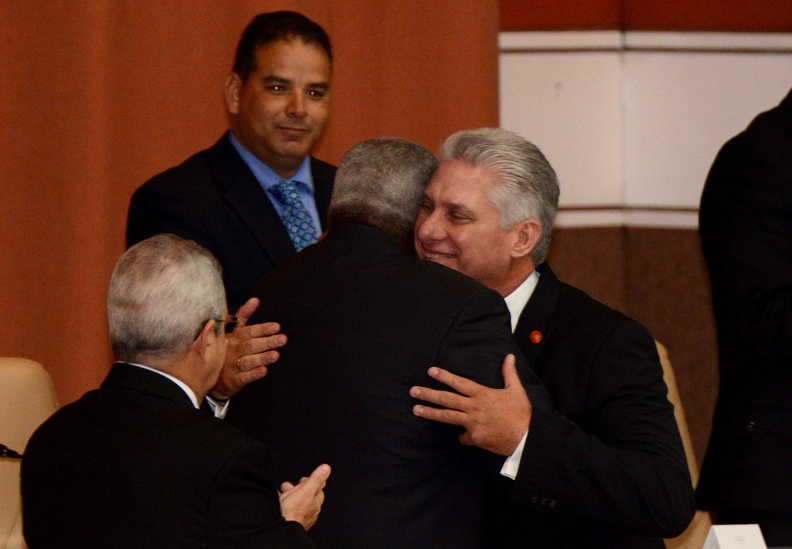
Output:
[503,271,540,333]
[122,362,200,409]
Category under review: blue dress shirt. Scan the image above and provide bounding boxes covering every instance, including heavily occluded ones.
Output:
[229,132,322,236]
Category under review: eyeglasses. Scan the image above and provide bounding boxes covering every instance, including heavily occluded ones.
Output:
[214,314,239,335]
[193,315,239,341]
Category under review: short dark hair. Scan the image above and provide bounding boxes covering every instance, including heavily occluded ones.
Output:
[232,11,332,81]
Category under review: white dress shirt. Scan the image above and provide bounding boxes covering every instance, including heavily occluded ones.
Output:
[123,362,200,409]
[499,270,539,479]
[123,362,231,418]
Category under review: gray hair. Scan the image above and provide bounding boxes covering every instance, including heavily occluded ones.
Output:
[329,137,438,245]
[108,234,226,362]
[440,128,560,265]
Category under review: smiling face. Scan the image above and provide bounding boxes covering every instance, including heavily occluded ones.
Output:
[414,159,538,296]
[225,38,331,178]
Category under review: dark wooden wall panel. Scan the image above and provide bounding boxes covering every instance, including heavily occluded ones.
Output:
[624,228,717,466]
[624,0,792,32]
[500,0,792,31]
[548,226,717,466]
[548,227,627,313]
[499,0,620,30]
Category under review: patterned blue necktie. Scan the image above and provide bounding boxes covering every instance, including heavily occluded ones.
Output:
[270,179,318,252]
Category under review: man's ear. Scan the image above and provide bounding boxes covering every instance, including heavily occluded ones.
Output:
[510,219,542,259]
[192,319,217,358]
[224,73,243,115]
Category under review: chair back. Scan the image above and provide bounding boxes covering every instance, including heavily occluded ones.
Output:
[0,357,58,549]
[657,342,713,549]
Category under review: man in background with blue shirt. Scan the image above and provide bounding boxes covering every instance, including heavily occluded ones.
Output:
[127,10,335,311]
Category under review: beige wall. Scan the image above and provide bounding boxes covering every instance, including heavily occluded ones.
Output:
[499,24,792,462]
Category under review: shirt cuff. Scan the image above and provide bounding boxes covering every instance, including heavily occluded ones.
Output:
[205,395,230,419]
[500,430,528,480]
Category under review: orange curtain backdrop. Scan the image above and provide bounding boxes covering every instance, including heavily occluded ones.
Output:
[0,1,498,405]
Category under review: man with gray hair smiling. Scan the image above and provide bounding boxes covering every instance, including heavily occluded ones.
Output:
[228,137,551,548]
[410,128,695,548]
[22,234,329,548]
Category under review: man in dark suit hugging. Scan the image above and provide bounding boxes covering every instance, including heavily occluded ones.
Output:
[22,234,329,548]
[228,137,552,548]
[410,128,694,548]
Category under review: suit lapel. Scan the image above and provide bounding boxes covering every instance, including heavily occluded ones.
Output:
[209,135,295,264]
[311,158,335,231]
[513,263,561,377]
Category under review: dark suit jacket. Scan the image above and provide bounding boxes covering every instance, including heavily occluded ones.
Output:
[227,222,552,549]
[697,88,792,513]
[22,364,313,549]
[126,132,336,309]
[495,264,694,548]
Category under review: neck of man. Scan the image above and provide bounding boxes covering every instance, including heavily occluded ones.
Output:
[495,257,536,298]
[135,352,210,403]
[267,156,302,179]
[329,212,414,253]
[230,127,305,179]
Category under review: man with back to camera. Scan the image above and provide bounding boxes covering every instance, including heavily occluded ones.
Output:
[226,137,553,548]
[409,128,695,548]
[21,234,330,548]
[697,88,792,547]
[127,11,335,311]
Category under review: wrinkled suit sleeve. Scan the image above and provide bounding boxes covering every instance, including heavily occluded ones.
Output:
[209,440,316,549]
[512,320,694,538]
[432,286,553,414]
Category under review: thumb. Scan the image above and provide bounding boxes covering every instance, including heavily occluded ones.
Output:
[501,354,523,390]
[234,297,260,327]
[308,463,332,488]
